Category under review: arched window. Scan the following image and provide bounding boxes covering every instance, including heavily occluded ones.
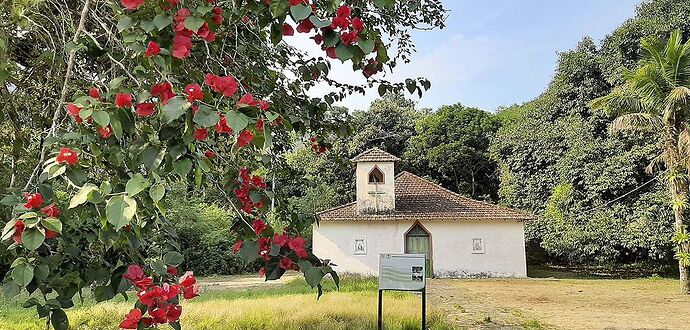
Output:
[368,167,384,183]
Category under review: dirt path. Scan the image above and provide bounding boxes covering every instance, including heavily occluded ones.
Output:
[198,272,300,291]
[428,277,690,330]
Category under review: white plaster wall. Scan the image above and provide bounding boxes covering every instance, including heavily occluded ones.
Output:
[312,220,527,277]
[355,162,395,213]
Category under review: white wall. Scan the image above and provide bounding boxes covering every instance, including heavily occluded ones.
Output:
[355,162,395,213]
[312,220,527,277]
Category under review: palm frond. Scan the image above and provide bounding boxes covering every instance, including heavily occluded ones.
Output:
[646,151,667,175]
[609,112,662,134]
[589,86,644,116]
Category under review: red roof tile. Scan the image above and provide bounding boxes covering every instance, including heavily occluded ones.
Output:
[318,171,533,221]
[351,147,400,162]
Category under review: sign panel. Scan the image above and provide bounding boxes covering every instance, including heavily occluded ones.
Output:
[378,253,426,291]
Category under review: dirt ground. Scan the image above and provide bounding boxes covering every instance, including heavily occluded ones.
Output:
[428,277,690,330]
[197,273,300,291]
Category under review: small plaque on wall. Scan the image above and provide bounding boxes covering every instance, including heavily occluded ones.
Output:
[354,238,367,255]
[472,238,485,254]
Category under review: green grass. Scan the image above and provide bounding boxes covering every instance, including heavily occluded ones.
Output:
[0,275,452,330]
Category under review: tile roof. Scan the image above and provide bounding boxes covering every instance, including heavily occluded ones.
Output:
[351,147,400,162]
[318,171,533,221]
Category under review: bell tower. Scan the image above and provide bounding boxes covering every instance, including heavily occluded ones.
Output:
[352,148,399,214]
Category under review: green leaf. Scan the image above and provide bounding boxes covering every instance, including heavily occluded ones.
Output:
[373,0,395,9]
[153,14,172,31]
[184,16,205,33]
[1,219,17,241]
[162,97,190,123]
[270,23,283,45]
[22,228,45,250]
[23,297,40,308]
[269,0,289,18]
[50,309,69,330]
[106,195,137,230]
[110,116,123,139]
[335,44,354,61]
[150,259,167,275]
[140,20,156,33]
[94,285,115,302]
[358,38,375,54]
[196,4,213,14]
[378,84,388,97]
[405,79,416,94]
[69,184,98,209]
[239,240,259,262]
[304,267,325,288]
[92,111,110,127]
[226,111,249,133]
[163,251,184,266]
[117,16,133,32]
[125,174,150,197]
[290,4,312,21]
[3,280,21,298]
[79,108,93,120]
[173,159,193,176]
[309,16,331,28]
[12,264,34,287]
[34,264,49,282]
[41,217,62,234]
[143,146,166,172]
[193,106,220,128]
[149,184,165,202]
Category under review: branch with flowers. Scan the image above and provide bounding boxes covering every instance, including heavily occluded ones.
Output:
[0,0,445,329]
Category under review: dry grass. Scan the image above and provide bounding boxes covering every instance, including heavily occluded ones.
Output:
[430,276,690,330]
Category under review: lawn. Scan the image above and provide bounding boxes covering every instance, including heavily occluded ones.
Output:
[430,267,690,330]
[0,274,451,330]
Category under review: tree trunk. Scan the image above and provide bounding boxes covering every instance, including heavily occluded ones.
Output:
[665,126,690,294]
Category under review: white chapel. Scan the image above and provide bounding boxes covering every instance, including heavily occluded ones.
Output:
[312,147,531,277]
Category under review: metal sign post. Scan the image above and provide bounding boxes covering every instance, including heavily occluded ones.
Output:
[378,253,427,330]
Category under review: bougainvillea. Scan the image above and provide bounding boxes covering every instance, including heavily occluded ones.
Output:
[0,0,444,329]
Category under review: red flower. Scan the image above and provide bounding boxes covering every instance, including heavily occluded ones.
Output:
[133,277,153,290]
[214,114,233,134]
[296,19,314,33]
[97,125,113,139]
[204,150,216,158]
[237,130,254,147]
[279,257,294,270]
[166,304,182,322]
[351,17,364,32]
[23,193,43,209]
[258,100,270,111]
[162,282,181,300]
[331,15,350,30]
[182,283,199,299]
[193,128,208,141]
[123,264,145,282]
[203,31,217,42]
[118,309,142,329]
[89,87,101,99]
[288,236,306,251]
[282,23,294,36]
[145,41,161,57]
[184,83,204,102]
[311,34,323,45]
[45,230,59,239]
[336,5,351,18]
[151,82,175,105]
[273,233,289,247]
[66,103,83,123]
[41,203,60,217]
[295,248,309,259]
[341,31,359,46]
[212,8,224,25]
[172,34,193,59]
[120,0,144,10]
[167,266,179,275]
[56,147,78,165]
[179,271,196,288]
[258,267,266,278]
[204,74,238,97]
[288,0,304,5]
[251,175,267,189]
[174,8,191,22]
[150,307,168,324]
[252,219,267,235]
[255,118,264,132]
[115,93,133,108]
[232,240,243,253]
[237,93,259,108]
[326,47,337,59]
[12,220,25,244]
[135,103,156,117]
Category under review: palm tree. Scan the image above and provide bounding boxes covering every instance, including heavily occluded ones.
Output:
[590,30,690,294]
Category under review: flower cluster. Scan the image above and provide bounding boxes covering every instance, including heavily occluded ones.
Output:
[232,225,310,278]
[233,168,267,214]
[7,193,62,245]
[309,137,327,154]
[118,265,199,329]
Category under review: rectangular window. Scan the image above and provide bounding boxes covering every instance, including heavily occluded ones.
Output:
[471,238,484,254]
[354,238,367,255]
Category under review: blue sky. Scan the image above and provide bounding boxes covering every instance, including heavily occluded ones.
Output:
[298,0,641,112]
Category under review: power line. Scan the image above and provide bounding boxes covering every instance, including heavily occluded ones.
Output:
[567,176,660,218]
